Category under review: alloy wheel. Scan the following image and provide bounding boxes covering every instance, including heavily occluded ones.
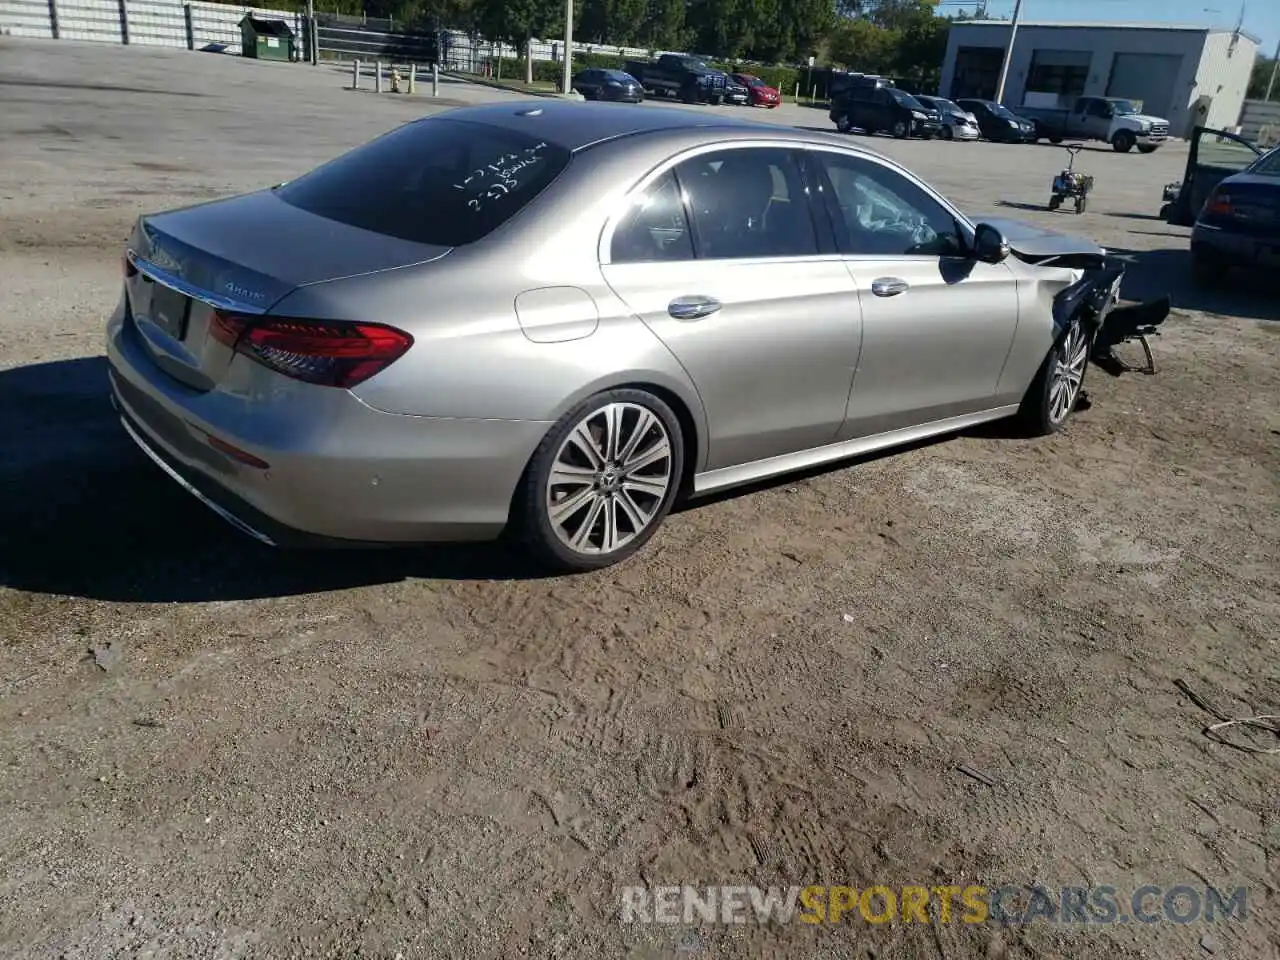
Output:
[1047,323,1090,425]
[545,402,673,556]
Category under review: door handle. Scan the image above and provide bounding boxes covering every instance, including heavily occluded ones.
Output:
[668,295,722,320]
[870,277,909,298]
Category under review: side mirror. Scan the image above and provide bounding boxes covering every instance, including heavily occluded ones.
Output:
[972,223,1010,264]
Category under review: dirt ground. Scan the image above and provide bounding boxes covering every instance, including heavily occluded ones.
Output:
[0,39,1277,960]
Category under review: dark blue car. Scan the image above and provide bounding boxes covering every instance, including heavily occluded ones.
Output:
[1191,144,1280,285]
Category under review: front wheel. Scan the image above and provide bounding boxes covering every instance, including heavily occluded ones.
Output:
[1018,317,1093,436]
[891,119,908,138]
[835,113,854,133]
[518,390,684,572]
[1049,134,1064,144]
[940,124,954,140]
[1074,195,1087,214]
[1112,130,1136,153]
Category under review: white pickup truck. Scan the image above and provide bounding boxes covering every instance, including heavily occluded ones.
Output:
[1017,96,1171,153]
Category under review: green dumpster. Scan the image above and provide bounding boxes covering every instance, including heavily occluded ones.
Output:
[238,15,297,61]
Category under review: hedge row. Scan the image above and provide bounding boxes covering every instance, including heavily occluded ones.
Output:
[488,53,809,96]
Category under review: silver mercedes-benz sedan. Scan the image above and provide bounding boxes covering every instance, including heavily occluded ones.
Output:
[106,101,1131,571]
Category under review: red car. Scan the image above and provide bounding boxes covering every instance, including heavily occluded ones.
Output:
[730,73,780,108]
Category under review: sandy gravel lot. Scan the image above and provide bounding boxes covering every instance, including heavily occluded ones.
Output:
[0,39,1277,960]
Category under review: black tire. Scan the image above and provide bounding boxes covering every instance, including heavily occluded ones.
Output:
[1048,195,1061,211]
[1137,144,1158,154]
[518,388,685,572]
[1075,195,1086,214]
[1190,250,1221,287]
[940,124,954,140]
[1018,315,1094,436]
[835,113,854,133]
[1112,130,1136,153]
[891,119,909,139]
[1049,134,1064,144]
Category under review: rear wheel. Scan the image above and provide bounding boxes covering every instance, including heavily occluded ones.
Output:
[519,389,684,572]
[1112,130,1136,153]
[1048,195,1062,211]
[1018,316,1093,436]
[1190,250,1221,287]
[1049,134,1064,144]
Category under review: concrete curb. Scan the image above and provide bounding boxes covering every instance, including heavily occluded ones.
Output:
[443,72,583,101]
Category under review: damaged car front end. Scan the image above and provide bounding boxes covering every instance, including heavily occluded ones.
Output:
[979,216,1172,383]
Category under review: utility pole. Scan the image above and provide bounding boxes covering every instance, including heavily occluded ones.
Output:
[992,0,1022,105]
[1266,38,1280,101]
[305,0,316,64]
[561,0,573,96]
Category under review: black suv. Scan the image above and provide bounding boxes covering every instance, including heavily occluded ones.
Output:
[830,81,940,139]
[953,99,1037,143]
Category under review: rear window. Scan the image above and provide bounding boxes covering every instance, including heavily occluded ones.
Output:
[276,118,572,247]
[1248,147,1280,176]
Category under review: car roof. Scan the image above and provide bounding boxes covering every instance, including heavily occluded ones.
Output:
[428,100,816,153]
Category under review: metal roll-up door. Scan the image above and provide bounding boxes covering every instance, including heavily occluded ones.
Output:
[1105,53,1182,119]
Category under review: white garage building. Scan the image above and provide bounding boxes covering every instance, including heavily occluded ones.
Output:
[938,20,1260,137]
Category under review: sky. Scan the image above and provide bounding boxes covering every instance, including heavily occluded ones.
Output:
[941,0,1279,52]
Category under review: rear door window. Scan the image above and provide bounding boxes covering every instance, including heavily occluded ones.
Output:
[276,118,572,247]
[675,147,819,260]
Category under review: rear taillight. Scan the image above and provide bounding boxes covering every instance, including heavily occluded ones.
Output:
[123,254,138,278]
[1203,189,1234,218]
[210,312,413,388]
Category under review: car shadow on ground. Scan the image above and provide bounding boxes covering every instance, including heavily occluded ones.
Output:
[995,199,1053,213]
[0,358,558,603]
[1107,247,1278,322]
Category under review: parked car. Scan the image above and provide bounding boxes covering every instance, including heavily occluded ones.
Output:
[729,73,780,108]
[913,95,979,141]
[1016,96,1169,153]
[830,81,941,138]
[106,102,1162,571]
[722,75,752,105]
[1161,125,1263,226]
[953,99,1037,143]
[623,53,727,104]
[1190,141,1280,285]
[571,68,643,103]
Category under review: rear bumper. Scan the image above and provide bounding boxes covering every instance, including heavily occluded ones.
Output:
[106,307,551,546]
[1192,223,1280,269]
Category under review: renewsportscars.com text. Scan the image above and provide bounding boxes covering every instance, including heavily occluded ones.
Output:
[619,884,1248,926]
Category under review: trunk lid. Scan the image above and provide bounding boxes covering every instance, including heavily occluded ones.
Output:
[125,189,450,391]
[1208,175,1280,236]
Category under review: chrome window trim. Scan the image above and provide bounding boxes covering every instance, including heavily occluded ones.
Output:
[597,137,977,267]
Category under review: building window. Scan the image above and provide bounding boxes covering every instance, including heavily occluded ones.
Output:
[1025,50,1091,105]
[952,46,1005,100]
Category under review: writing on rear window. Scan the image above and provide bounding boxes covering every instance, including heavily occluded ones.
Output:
[274,118,572,247]
[454,142,552,213]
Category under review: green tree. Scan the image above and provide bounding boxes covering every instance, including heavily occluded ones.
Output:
[1248,54,1278,100]
[473,0,560,81]
[828,16,893,72]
